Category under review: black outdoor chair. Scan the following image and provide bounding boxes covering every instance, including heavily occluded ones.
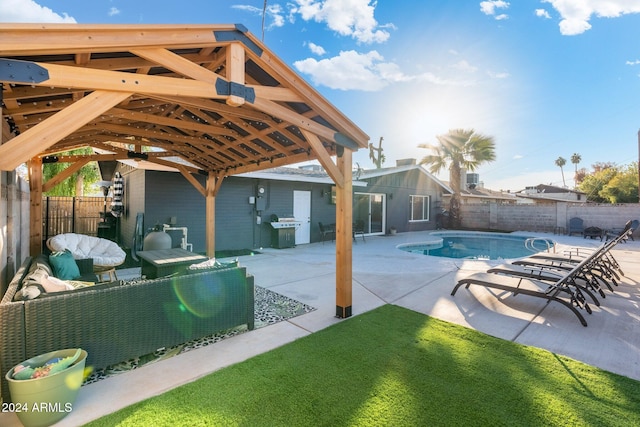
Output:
[318,222,335,244]
[353,220,366,243]
[568,217,584,236]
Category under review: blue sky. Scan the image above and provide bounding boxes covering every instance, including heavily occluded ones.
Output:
[2,0,640,191]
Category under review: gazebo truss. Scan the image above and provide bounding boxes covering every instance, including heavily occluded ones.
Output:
[0,23,369,318]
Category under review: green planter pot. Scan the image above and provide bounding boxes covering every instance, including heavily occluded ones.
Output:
[5,348,87,427]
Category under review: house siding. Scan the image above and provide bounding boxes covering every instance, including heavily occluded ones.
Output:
[119,171,346,253]
[363,169,443,233]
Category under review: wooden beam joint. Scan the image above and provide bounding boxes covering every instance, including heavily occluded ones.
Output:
[0,59,49,84]
[215,79,255,103]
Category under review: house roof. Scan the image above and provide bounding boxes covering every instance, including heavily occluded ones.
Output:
[356,161,453,194]
[454,187,517,201]
[517,184,586,195]
[0,23,369,175]
[237,166,368,187]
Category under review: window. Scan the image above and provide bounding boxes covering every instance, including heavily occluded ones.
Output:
[410,195,430,222]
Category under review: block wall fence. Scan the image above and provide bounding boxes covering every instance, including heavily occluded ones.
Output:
[460,202,640,236]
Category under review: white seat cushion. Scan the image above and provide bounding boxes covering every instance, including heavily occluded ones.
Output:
[48,233,126,267]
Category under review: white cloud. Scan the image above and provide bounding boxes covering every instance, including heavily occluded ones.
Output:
[480,1,510,19]
[626,60,640,65]
[291,0,392,43]
[232,4,287,29]
[488,70,510,79]
[294,50,390,91]
[452,60,478,73]
[0,0,76,23]
[307,42,326,56]
[108,7,120,17]
[535,8,552,19]
[294,50,476,91]
[542,0,640,35]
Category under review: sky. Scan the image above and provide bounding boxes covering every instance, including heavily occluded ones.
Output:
[2,0,640,191]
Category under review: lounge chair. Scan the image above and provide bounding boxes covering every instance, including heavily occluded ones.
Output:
[568,217,584,236]
[512,220,631,288]
[605,219,639,242]
[487,259,606,303]
[452,256,595,326]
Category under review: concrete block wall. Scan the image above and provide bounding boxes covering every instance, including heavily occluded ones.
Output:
[460,202,640,237]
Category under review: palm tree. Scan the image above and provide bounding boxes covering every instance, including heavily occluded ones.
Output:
[570,153,581,187]
[419,128,496,229]
[555,156,567,187]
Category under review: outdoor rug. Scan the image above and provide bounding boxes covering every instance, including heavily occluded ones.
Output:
[84,286,315,385]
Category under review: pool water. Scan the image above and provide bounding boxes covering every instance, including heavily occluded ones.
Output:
[397,232,554,260]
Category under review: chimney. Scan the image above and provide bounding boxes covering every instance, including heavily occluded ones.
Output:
[396,158,416,166]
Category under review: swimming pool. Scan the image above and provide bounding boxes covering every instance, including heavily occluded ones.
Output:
[397,231,555,260]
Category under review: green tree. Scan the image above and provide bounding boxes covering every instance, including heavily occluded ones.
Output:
[599,163,639,203]
[555,156,567,187]
[418,128,496,229]
[578,162,638,203]
[43,148,101,196]
[579,166,616,203]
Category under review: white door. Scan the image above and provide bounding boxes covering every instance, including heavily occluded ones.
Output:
[293,190,311,244]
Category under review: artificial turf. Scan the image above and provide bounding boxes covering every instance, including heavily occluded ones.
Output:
[88,304,640,426]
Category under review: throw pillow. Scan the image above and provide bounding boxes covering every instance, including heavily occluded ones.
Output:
[49,250,81,280]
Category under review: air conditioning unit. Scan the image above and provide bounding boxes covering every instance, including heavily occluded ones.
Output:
[466,173,479,186]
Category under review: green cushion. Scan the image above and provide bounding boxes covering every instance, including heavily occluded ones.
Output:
[49,250,81,280]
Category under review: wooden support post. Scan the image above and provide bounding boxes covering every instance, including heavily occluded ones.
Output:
[205,172,216,258]
[28,157,43,255]
[226,43,245,107]
[335,148,353,318]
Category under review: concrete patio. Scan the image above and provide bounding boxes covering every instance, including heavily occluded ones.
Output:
[2,230,639,426]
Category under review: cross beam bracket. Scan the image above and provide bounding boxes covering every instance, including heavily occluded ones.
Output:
[215,78,256,103]
[213,26,264,57]
[0,59,49,84]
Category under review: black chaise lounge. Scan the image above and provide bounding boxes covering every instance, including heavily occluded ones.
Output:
[511,221,632,289]
[451,220,634,327]
[452,257,595,326]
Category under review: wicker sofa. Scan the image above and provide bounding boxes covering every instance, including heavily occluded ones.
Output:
[0,255,255,402]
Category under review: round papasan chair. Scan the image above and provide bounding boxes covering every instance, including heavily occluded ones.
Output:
[47,233,126,281]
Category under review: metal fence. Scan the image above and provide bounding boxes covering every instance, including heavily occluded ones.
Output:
[43,196,112,241]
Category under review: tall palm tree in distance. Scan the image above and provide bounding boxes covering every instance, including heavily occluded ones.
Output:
[419,128,496,229]
[571,153,581,187]
[555,156,567,187]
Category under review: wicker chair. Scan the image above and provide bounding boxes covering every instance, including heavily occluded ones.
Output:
[47,233,126,282]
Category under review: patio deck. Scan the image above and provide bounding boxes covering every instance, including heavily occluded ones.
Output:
[2,230,639,426]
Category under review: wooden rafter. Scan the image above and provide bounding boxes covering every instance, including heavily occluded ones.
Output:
[0,24,369,318]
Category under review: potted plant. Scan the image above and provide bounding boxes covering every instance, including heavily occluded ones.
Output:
[389,226,397,235]
[6,348,87,427]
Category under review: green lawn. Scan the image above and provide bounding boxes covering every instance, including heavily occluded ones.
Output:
[88,304,640,426]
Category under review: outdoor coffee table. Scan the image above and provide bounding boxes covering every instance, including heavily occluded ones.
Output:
[137,248,208,279]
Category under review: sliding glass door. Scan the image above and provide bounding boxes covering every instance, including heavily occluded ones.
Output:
[354,193,386,235]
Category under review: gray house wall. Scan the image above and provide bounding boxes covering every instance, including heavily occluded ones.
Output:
[119,170,344,253]
[363,169,443,233]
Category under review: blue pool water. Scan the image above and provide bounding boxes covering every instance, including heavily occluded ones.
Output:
[397,232,554,260]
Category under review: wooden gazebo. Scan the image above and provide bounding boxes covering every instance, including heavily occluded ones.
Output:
[0,23,369,318]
